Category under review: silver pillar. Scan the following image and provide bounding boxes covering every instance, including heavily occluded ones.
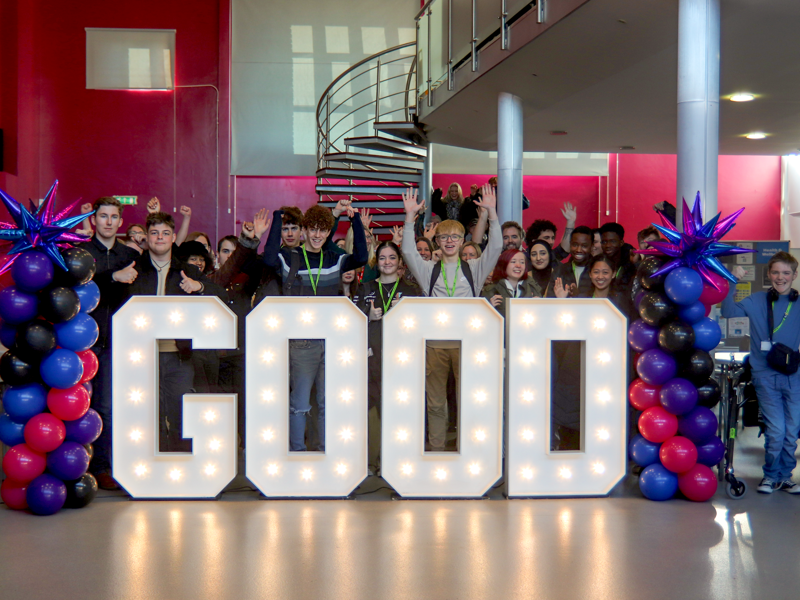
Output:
[422,143,433,225]
[676,0,720,226]
[498,92,523,225]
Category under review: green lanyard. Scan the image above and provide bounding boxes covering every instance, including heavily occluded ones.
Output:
[301,246,323,296]
[772,300,793,334]
[441,258,461,298]
[378,279,400,313]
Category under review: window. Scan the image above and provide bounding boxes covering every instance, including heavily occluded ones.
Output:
[86,28,176,90]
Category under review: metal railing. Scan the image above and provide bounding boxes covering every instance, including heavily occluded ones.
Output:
[316,42,418,171]
[415,0,539,108]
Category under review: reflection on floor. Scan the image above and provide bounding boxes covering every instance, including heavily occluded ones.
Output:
[1,427,798,600]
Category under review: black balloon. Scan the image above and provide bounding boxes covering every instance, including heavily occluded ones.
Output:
[696,378,722,408]
[639,257,667,290]
[54,248,96,287]
[83,443,94,461]
[64,472,98,509]
[658,320,696,354]
[39,286,80,323]
[639,292,676,327]
[0,350,39,385]
[14,319,57,362]
[680,350,715,385]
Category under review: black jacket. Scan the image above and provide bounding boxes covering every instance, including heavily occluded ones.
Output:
[78,237,140,349]
[353,278,421,355]
[546,259,594,298]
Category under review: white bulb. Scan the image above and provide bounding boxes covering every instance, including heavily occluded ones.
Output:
[434,468,447,481]
[401,463,413,475]
[266,316,279,329]
[204,464,217,476]
[262,350,275,364]
[134,315,148,329]
[470,317,482,329]
[335,462,348,475]
[597,352,611,364]
[397,351,409,363]
[560,313,573,325]
[262,429,275,442]
[396,390,409,403]
[169,468,182,481]
[474,390,487,403]
[129,429,142,442]
[134,464,148,477]
[396,429,409,442]
[593,462,606,474]
[129,351,142,363]
[340,389,353,403]
[597,389,611,403]
[475,351,487,364]
[266,463,279,476]
[730,93,755,102]
[522,313,535,325]
[521,390,534,403]
[339,350,353,364]
[559,467,572,479]
[436,312,449,324]
[597,428,610,441]
[300,311,313,323]
[203,409,217,423]
[521,429,534,441]
[474,429,487,442]
[130,389,143,403]
[403,317,415,330]
[468,462,481,475]
[521,351,535,365]
[521,467,534,480]
[262,389,275,402]
[301,468,313,481]
[169,310,182,324]
[340,427,354,442]
[204,315,217,329]
[335,316,348,329]
[209,438,222,451]
[593,318,606,330]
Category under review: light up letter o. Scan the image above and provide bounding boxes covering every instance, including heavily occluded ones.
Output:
[506,299,627,497]
[245,297,368,497]
[381,298,504,497]
[112,296,238,498]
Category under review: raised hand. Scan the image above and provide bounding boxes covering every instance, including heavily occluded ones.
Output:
[332,198,351,218]
[113,261,138,284]
[554,277,569,299]
[732,266,746,280]
[242,221,255,239]
[561,202,577,224]
[80,202,93,214]
[474,184,497,217]
[423,222,438,241]
[74,228,93,237]
[180,205,192,218]
[402,188,422,221]
[180,270,202,293]
[359,208,373,230]
[253,208,269,239]
[368,299,383,321]
[391,225,403,245]
[432,249,442,262]
[147,197,161,213]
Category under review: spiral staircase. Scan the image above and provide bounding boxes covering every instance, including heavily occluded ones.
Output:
[315,42,424,236]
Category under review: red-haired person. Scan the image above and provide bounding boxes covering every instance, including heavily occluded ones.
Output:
[482,248,542,318]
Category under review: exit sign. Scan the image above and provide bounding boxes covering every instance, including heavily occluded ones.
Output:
[114,196,138,205]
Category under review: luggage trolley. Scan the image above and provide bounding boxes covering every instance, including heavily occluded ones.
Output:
[713,351,750,499]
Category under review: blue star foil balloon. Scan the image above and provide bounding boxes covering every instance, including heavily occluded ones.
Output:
[637,193,756,290]
[0,181,94,275]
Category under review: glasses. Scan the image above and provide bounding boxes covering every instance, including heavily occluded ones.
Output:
[437,234,463,242]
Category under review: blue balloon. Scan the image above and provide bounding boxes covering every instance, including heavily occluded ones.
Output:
[628,319,659,353]
[693,317,722,352]
[636,349,677,385]
[74,281,100,314]
[678,406,718,445]
[664,267,704,306]
[11,251,54,292]
[64,408,103,445]
[0,286,39,324]
[26,474,67,515]
[639,464,679,501]
[0,321,18,348]
[0,412,26,446]
[696,436,726,467]
[659,377,699,415]
[54,313,99,352]
[3,383,48,423]
[630,434,662,467]
[46,441,91,481]
[678,301,706,325]
[40,348,84,389]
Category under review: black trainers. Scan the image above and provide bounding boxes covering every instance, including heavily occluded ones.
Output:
[757,478,779,494]
[779,480,800,494]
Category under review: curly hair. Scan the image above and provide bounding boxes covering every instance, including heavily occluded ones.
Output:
[280,206,303,226]
[525,219,557,249]
[301,205,335,231]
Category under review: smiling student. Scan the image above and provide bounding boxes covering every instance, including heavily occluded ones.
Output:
[482,248,542,319]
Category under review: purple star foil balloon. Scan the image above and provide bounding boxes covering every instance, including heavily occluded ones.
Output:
[637,192,756,290]
[0,180,94,276]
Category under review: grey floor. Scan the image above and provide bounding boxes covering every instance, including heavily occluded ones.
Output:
[2,426,799,600]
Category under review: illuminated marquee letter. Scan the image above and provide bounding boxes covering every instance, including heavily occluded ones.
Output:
[246,297,368,497]
[506,299,627,497]
[381,298,504,497]
[112,297,238,498]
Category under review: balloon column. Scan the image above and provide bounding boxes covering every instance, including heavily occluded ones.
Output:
[628,194,755,502]
[0,182,103,515]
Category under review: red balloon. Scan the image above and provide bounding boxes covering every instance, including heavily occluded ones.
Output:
[23,413,66,453]
[47,384,90,421]
[704,303,712,317]
[659,436,698,473]
[0,478,29,510]
[638,406,679,443]
[698,275,729,306]
[629,379,661,411]
[1,443,46,482]
[678,463,718,501]
[77,349,99,383]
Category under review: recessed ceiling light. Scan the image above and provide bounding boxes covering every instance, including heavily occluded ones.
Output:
[730,93,755,102]
[745,132,766,140]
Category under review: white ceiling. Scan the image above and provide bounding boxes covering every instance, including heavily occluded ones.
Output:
[421,0,800,155]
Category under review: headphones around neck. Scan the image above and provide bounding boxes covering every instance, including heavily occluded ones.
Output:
[768,287,799,302]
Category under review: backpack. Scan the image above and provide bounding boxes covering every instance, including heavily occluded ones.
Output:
[429,260,476,297]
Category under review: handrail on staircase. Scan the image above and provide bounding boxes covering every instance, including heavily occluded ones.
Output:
[316,41,417,172]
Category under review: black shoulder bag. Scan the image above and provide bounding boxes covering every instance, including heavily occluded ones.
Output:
[766,290,800,375]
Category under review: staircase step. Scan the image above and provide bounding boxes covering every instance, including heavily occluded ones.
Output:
[316,184,413,196]
[373,121,427,143]
[344,136,428,158]
[320,200,404,209]
[324,151,424,171]
[316,167,421,184]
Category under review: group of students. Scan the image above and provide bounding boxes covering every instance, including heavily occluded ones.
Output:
[76,183,670,487]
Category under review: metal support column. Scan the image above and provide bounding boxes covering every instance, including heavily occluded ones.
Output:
[497,93,523,225]
[676,0,720,225]
[422,143,433,225]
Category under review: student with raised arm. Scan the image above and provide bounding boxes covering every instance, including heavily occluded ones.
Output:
[401,185,502,452]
